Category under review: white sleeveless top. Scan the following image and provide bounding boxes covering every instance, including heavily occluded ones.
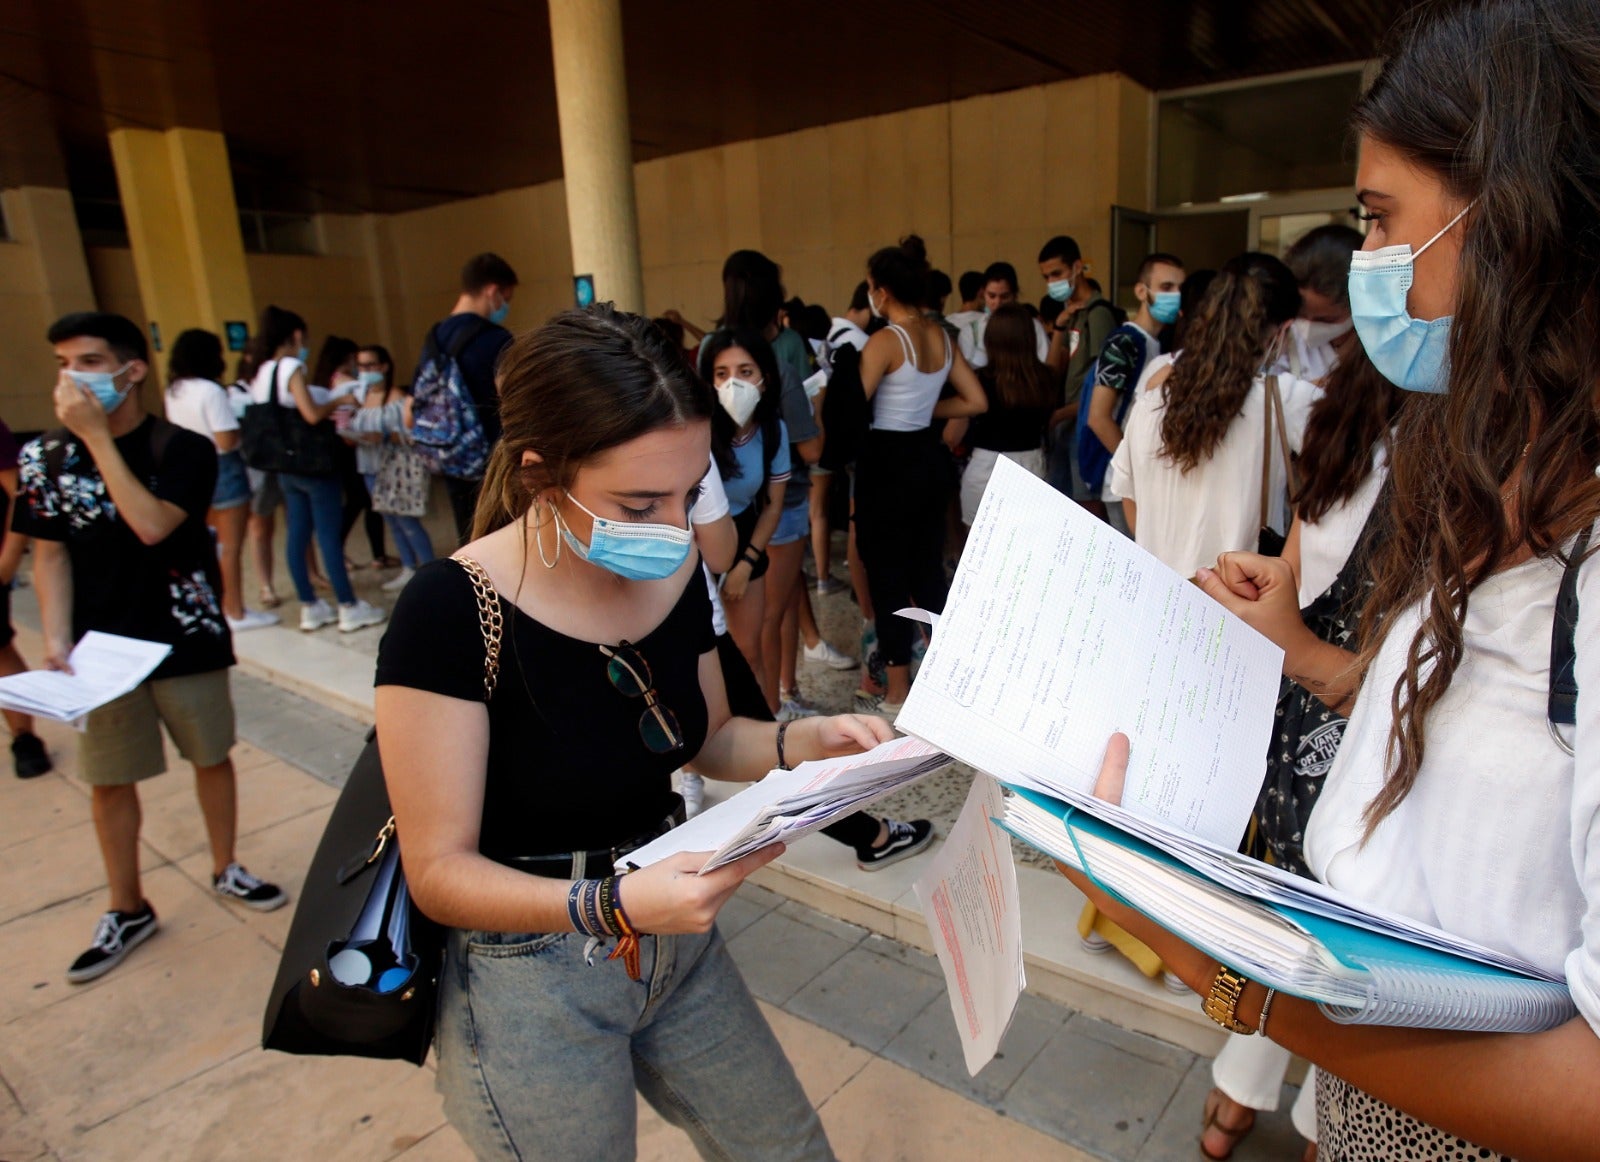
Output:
[871,324,952,432]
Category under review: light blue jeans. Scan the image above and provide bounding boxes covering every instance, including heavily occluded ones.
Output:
[363,473,434,569]
[280,472,355,605]
[435,924,833,1161]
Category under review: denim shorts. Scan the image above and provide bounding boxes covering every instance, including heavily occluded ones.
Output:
[769,494,811,547]
[435,924,831,1161]
[212,450,251,511]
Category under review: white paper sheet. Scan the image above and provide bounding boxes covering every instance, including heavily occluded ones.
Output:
[896,457,1283,847]
[914,774,1025,1075]
[0,632,172,728]
[621,736,950,874]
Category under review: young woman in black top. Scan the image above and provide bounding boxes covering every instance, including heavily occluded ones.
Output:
[375,304,890,1160]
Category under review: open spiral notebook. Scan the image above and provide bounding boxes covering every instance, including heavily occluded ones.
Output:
[897,457,1575,1034]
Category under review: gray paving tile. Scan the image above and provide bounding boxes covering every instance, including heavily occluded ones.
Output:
[785,945,946,1052]
[1002,1016,1194,1160]
[1072,1012,1196,1071]
[724,908,856,1005]
[1135,1057,1309,1162]
[860,930,941,977]
[776,897,868,944]
[881,989,1069,1106]
[717,885,781,941]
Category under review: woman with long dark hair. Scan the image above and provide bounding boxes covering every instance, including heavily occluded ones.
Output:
[375,303,891,1159]
[247,312,384,633]
[348,344,434,591]
[164,328,278,632]
[951,302,1056,525]
[1071,3,1600,1156]
[1107,252,1320,578]
[854,235,987,715]
[1199,343,1407,1160]
[700,329,787,689]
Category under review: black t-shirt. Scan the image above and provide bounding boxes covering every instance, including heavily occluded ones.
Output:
[967,375,1052,453]
[13,417,233,679]
[374,558,715,858]
[431,314,514,445]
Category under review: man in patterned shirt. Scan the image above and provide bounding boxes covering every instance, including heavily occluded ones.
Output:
[1078,252,1184,532]
[16,312,287,984]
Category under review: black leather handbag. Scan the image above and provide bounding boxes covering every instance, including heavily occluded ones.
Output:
[261,557,503,1064]
[240,360,342,477]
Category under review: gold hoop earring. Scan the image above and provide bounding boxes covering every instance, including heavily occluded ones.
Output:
[534,499,562,570]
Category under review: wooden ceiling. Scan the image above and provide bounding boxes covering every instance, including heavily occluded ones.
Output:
[0,0,1412,215]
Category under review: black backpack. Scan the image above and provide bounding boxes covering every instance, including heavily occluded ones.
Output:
[819,331,871,471]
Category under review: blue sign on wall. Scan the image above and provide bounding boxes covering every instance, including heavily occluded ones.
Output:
[148,321,162,353]
[574,274,596,308]
[224,321,249,352]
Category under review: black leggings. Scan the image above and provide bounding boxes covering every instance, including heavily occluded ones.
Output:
[712,632,880,851]
[853,428,949,667]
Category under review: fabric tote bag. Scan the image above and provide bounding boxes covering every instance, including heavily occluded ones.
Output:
[371,436,430,519]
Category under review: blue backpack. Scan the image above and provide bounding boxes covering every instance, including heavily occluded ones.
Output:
[1075,323,1148,495]
[409,318,492,480]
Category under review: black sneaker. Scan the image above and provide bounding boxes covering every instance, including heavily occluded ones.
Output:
[856,818,935,871]
[213,862,288,911]
[67,903,159,984]
[12,732,51,779]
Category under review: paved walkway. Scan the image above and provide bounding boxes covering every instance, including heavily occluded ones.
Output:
[0,625,1307,1161]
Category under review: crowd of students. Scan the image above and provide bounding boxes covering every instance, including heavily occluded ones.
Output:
[8,0,1600,1158]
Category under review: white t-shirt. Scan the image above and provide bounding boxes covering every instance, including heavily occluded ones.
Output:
[164,378,238,446]
[691,455,732,637]
[827,318,869,354]
[251,357,338,407]
[1296,445,1387,608]
[956,313,1051,369]
[1106,373,1318,578]
[1305,544,1600,1034]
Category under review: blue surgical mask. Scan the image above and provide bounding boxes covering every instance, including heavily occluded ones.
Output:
[67,364,133,413]
[1149,291,1182,326]
[488,300,510,326]
[558,492,693,581]
[355,370,384,398]
[1347,202,1474,393]
[1046,278,1074,303]
[296,345,310,366]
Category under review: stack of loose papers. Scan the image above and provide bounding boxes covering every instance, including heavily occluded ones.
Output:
[1002,784,1575,1032]
[622,736,951,874]
[894,458,1574,1050]
[0,632,171,728]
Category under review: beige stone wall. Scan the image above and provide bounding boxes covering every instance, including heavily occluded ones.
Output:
[6,70,1152,400]
[374,71,1152,374]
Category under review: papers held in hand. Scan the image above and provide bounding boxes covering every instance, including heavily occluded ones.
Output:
[622,736,951,874]
[0,632,171,728]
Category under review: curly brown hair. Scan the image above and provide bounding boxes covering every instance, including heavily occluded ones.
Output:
[1351,0,1600,836]
[1158,252,1300,473]
[1292,344,1407,525]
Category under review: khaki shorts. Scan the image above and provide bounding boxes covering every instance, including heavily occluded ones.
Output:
[79,669,236,787]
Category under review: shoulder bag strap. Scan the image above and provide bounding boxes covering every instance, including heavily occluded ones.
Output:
[1548,526,1592,753]
[1259,378,1275,531]
[453,556,504,700]
[1268,375,1297,494]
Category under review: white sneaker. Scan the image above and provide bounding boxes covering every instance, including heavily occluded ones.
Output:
[678,771,705,818]
[227,609,280,633]
[803,639,859,670]
[381,567,416,593]
[776,698,821,723]
[338,599,387,633]
[299,599,336,632]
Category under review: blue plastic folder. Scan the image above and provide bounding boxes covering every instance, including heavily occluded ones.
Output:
[998,784,1576,1033]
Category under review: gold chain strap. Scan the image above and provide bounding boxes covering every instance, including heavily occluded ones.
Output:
[453,556,504,701]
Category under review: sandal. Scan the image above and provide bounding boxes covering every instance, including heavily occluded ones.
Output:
[1200,1088,1256,1161]
[369,555,401,569]
[258,585,281,609]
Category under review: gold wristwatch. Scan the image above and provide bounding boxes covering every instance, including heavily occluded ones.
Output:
[1202,965,1255,1034]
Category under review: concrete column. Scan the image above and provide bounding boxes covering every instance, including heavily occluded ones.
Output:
[547,0,645,314]
[109,126,255,364]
